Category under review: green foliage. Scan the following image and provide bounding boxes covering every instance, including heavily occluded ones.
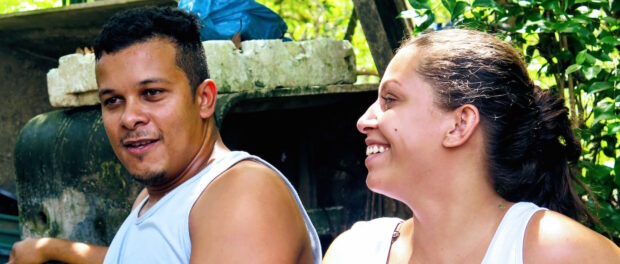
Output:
[0,0,61,15]
[405,0,620,241]
[257,0,378,82]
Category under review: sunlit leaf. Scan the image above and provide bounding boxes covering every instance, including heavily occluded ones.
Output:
[441,0,455,14]
[608,123,620,135]
[583,65,602,80]
[566,64,582,74]
[602,17,618,26]
[593,100,615,124]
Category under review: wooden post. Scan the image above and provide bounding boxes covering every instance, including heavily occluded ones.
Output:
[352,0,409,77]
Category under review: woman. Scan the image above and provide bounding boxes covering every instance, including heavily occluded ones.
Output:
[323,29,620,263]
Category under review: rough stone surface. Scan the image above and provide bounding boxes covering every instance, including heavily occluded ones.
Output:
[205,39,356,93]
[21,188,88,238]
[45,39,357,107]
[47,53,99,107]
[0,46,55,194]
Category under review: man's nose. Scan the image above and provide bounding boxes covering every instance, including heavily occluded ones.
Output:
[357,101,379,134]
[121,99,147,130]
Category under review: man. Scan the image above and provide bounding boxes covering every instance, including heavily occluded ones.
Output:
[10,6,321,263]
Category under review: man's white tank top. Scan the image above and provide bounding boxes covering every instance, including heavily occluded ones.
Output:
[103,151,322,263]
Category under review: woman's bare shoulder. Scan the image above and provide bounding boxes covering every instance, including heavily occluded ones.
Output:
[524,210,620,263]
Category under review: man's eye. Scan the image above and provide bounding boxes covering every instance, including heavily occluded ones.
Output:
[145,89,163,97]
[103,97,120,106]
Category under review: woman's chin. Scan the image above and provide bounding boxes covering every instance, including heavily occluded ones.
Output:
[365,174,389,194]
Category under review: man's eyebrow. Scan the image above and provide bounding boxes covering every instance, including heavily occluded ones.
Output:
[139,78,171,86]
[99,88,114,97]
[98,78,171,97]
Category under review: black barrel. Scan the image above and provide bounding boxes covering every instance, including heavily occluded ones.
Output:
[14,106,141,245]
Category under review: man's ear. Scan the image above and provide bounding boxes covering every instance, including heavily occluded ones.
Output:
[195,79,217,119]
[443,104,480,148]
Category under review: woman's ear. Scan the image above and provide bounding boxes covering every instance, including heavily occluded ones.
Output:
[195,79,217,119]
[443,104,480,148]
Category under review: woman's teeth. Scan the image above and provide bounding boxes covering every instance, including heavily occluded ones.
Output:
[366,145,389,156]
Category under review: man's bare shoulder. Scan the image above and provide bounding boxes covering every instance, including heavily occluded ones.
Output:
[187,159,309,263]
[207,160,291,199]
[524,210,620,263]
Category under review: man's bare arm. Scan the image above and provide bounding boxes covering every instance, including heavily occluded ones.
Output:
[9,188,148,264]
[188,160,313,263]
[9,237,107,264]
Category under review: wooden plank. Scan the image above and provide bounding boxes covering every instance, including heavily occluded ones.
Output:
[0,0,177,59]
[352,0,409,77]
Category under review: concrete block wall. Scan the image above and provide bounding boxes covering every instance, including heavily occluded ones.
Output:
[46,39,356,107]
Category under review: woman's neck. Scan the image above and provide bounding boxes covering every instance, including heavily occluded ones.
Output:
[390,192,511,263]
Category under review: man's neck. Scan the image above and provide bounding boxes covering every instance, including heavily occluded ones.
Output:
[143,123,229,210]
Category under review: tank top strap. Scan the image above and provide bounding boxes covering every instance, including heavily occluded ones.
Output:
[481,202,546,264]
[190,151,253,198]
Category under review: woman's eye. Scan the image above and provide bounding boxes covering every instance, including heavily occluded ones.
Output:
[381,96,395,104]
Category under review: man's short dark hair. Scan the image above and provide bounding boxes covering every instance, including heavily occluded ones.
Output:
[94,6,209,95]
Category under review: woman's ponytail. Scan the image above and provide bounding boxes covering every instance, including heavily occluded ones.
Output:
[529,88,585,220]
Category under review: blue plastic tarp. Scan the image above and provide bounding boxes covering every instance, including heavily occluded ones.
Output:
[179,0,288,41]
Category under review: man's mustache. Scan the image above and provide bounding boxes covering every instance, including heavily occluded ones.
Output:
[120,130,162,144]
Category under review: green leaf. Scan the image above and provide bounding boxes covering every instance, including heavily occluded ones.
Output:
[572,0,590,5]
[566,64,582,74]
[576,50,587,65]
[583,65,602,80]
[452,1,468,19]
[588,164,613,180]
[412,10,435,33]
[593,100,615,124]
[600,36,620,45]
[602,17,619,26]
[585,53,598,64]
[615,158,620,186]
[588,82,613,93]
[409,0,431,9]
[570,16,592,25]
[473,0,495,7]
[442,0,455,14]
[542,0,563,14]
[608,123,620,135]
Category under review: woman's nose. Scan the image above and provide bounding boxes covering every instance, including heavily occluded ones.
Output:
[357,101,379,134]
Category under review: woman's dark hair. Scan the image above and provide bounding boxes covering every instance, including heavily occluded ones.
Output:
[93,6,209,95]
[402,29,588,221]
